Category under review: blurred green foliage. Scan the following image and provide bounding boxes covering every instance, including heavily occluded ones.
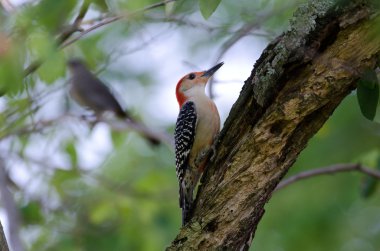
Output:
[360,152,380,198]
[199,0,221,19]
[0,0,379,251]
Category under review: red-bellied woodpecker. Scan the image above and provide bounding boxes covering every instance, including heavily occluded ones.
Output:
[174,62,223,226]
[67,58,160,145]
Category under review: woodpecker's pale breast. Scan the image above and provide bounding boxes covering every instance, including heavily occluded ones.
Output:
[188,94,220,170]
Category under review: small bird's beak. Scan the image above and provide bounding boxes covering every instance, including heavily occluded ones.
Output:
[201,62,224,78]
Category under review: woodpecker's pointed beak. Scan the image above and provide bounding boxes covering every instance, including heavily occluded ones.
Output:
[201,62,224,78]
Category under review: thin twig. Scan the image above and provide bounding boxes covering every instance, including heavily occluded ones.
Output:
[208,3,299,98]
[74,0,90,26]
[25,0,176,76]
[146,14,218,33]
[0,158,24,251]
[56,0,90,44]
[24,0,91,76]
[0,0,15,13]
[275,163,380,191]
[0,113,174,148]
[23,60,42,77]
[74,114,174,147]
[0,102,43,141]
[207,22,265,98]
[9,151,174,201]
[0,116,64,140]
[60,0,176,49]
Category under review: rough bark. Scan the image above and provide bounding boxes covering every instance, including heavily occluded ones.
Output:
[0,220,9,251]
[168,0,380,250]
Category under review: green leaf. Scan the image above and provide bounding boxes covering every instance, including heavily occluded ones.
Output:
[165,1,176,16]
[20,201,43,225]
[28,31,56,59]
[51,169,80,196]
[111,130,126,148]
[77,33,106,66]
[119,0,155,11]
[65,140,78,168]
[37,51,66,84]
[356,69,379,120]
[0,57,23,95]
[89,200,118,224]
[0,37,24,95]
[91,0,109,11]
[29,0,77,33]
[199,0,221,19]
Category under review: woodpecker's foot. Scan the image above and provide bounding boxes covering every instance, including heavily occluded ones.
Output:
[209,144,217,162]
[194,148,210,167]
[209,134,219,162]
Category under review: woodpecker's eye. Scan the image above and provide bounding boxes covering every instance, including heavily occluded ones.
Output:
[188,73,196,80]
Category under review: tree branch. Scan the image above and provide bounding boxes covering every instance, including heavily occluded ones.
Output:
[60,0,176,49]
[0,0,14,13]
[23,0,176,77]
[0,158,24,251]
[0,219,9,251]
[56,0,90,44]
[276,163,380,191]
[0,114,174,148]
[207,2,298,98]
[168,1,380,250]
[23,0,91,76]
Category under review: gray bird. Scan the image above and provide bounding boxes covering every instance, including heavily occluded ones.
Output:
[67,58,129,119]
[67,58,161,145]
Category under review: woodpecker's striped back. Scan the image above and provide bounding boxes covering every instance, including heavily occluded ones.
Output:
[174,101,198,224]
[175,101,197,182]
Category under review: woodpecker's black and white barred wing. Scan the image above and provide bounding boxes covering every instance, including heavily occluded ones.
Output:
[174,101,197,182]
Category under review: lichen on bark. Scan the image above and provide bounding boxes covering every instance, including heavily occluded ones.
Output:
[252,0,335,106]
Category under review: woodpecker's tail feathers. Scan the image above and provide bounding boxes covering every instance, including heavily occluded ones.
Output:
[124,119,162,146]
[116,109,130,119]
[144,135,161,146]
[179,184,193,226]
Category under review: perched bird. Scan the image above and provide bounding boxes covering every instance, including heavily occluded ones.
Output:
[174,62,223,226]
[67,58,130,119]
[67,58,160,145]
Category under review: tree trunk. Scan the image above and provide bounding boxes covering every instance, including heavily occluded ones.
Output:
[0,220,9,251]
[167,0,380,250]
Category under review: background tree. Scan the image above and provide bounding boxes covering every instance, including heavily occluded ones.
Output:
[0,0,379,251]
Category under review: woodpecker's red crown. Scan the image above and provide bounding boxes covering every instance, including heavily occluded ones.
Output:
[176,62,224,107]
